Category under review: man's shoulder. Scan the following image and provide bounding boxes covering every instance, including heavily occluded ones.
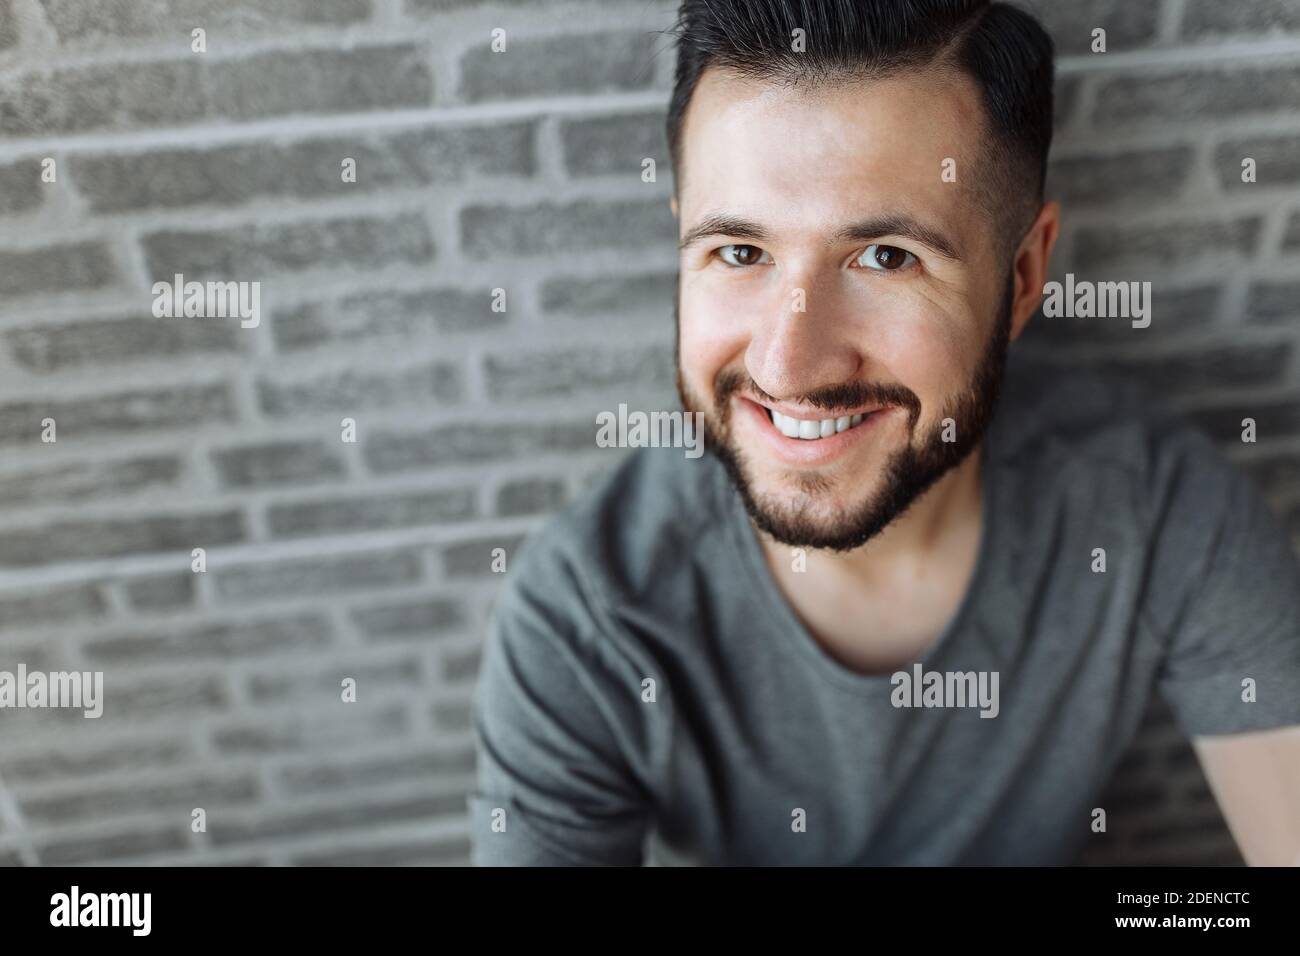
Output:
[499,447,728,629]
[994,348,1215,484]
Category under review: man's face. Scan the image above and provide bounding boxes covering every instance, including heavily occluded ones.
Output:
[674,65,1017,552]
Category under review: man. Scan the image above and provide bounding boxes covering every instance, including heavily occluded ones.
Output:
[468,0,1300,865]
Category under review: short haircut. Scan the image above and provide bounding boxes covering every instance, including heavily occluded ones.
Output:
[665,0,1055,254]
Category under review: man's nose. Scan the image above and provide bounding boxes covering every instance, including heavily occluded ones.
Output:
[745,279,862,400]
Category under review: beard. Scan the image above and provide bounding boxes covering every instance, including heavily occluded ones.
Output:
[675,270,1014,553]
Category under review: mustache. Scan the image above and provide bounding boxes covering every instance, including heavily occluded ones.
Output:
[713,368,922,421]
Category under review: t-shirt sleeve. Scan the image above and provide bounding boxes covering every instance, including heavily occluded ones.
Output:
[1146,424,1300,737]
[467,552,652,866]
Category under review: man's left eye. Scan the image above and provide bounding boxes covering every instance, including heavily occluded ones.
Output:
[857,244,916,272]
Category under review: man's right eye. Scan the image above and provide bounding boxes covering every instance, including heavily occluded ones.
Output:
[716,244,771,267]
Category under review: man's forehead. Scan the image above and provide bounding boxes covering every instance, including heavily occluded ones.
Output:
[677,65,990,242]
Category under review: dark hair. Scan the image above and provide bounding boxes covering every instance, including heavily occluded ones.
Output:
[665,0,1055,250]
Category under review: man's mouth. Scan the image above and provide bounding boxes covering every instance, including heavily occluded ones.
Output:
[764,406,881,441]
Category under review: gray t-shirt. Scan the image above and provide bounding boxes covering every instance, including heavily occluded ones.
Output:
[467,350,1300,865]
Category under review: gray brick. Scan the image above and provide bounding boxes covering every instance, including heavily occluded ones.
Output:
[1074,216,1262,271]
[1215,133,1300,192]
[278,747,475,793]
[211,440,347,489]
[71,120,533,213]
[1283,211,1300,252]
[273,286,506,352]
[561,111,668,177]
[0,0,15,50]
[411,0,641,9]
[461,198,674,257]
[112,672,229,718]
[84,614,331,662]
[0,738,189,783]
[0,455,180,508]
[497,477,566,516]
[1047,146,1193,205]
[1022,0,1160,55]
[1035,342,1292,398]
[248,655,421,702]
[350,597,465,639]
[443,645,481,683]
[0,640,55,672]
[364,421,594,473]
[0,511,245,568]
[210,792,463,846]
[485,346,671,400]
[459,30,656,102]
[39,826,188,864]
[1055,76,1081,129]
[38,0,371,42]
[1246,280,1300,325]
[214,550,423,602]
[143,213,434,281]
[0,60,203,136]
[1023,282,1220,346]
[292,835,470,866]
[1183,0,1300,39]
[208,45,432,122]
[268,487,476,537]
[540,271,674,317]
[441,533,524,578]
[1188,398,1300,444]
[6,315,241,371]
[0,240,116,297]
[212,704,407,755]
[124,573,196,612]
[256,362,462,419]
[432,698,471,732]
[1093,66,1300,125]
[22,774,259,825]
[0,160,43,215]
[0,383,235,446]
[0,583,106,631]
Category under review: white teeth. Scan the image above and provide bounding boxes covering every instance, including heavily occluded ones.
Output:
[769,408,875,441]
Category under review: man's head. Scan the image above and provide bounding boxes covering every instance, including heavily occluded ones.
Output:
[668,0,1060,552]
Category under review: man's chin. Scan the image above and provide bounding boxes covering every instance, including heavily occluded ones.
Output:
[723,460,896,553]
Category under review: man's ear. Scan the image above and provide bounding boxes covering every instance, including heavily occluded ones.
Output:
[1008,200,1060,342]
[670,196,679,219]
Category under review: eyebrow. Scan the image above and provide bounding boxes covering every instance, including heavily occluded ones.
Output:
[678,212,963,261]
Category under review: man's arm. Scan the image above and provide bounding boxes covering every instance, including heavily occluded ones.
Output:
[1194,726,1300,867]
[1143,425,1300,864]
[468,555,652,866]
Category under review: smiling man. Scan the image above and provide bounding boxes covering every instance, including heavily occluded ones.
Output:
[468,0,1300,866]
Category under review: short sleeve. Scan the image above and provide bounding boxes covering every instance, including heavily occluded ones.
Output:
[467,557,651,866]
[1147,426,1300,737]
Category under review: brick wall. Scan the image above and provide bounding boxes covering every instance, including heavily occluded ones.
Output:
[0,0,1295,866]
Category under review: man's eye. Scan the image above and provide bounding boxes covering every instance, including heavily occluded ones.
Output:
[716,244,771,267]
[857,244,916,272]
